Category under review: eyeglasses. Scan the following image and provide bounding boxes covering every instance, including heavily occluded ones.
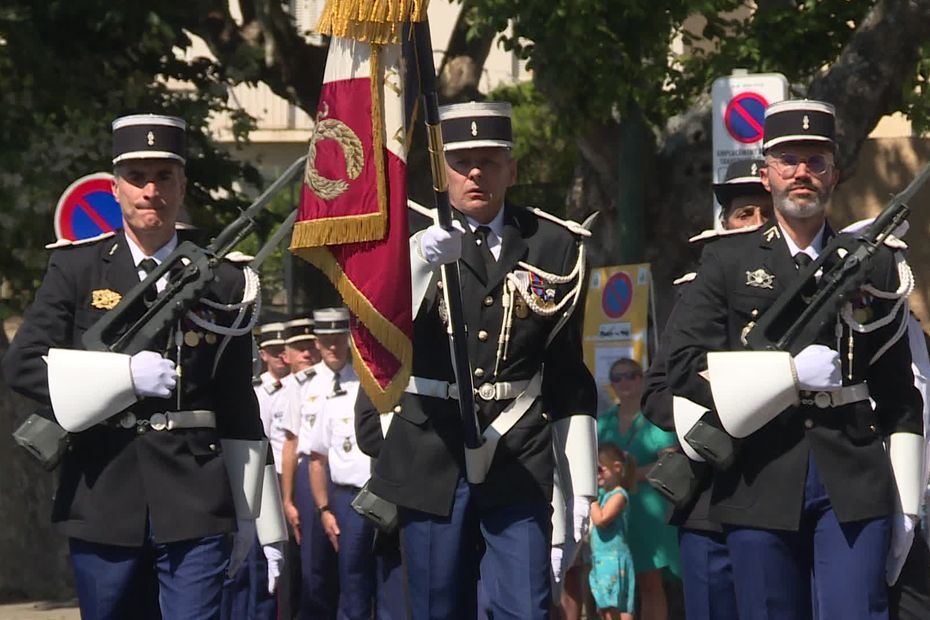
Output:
[768,152,832,178]
[609,371,641,382]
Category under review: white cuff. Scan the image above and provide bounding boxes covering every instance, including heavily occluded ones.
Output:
[47,349,138,432]
[550,467,567,546]
[708,351,799,438]
[889,432,925,516]
[673,396,707,462]
[222,439,269,520]
[552,415,597,498]
[410,232,438,320]
[256,464,289,545]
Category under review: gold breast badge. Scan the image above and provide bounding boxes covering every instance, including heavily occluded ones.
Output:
[91,289,122,310]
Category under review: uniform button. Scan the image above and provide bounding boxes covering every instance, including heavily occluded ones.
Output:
[209,443,217,452]
[541,412,550,421]
[393,405,402,414]
[474,367,485,379]
[483,296,494,307]
[751,309,759,318]
[136,426,146,435]
[478,330,489,342]
[869,424,877,433]
[804,419,814,429]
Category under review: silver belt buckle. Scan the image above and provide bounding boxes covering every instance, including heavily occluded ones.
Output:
[477,383,496,401]
[813,392,832,409]
[118,412,137,429]
[149,413,168,431]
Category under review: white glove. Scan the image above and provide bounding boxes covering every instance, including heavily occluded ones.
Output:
[886,513,917,585]
[129,351,176,398]
[793,345,841,391]
[572,495,591,543]
[228,519,257,577]
[550,545,564,584]
[418,221,466,265]
[263,542,285,594]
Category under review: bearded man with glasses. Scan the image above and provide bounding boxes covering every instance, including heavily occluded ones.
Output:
[667,100,923,619]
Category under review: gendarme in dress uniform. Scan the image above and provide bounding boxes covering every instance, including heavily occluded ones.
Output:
[355,101,598,619]
[666,100,924,618]
[2,114,286,619]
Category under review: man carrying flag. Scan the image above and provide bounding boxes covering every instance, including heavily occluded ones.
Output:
[355,102,598,619]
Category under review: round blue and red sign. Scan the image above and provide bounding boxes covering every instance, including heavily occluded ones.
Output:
[602,272,633,319]
[724,92,769,144]
[54,173,122,242]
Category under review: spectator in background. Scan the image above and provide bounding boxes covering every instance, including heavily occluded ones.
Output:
[599,358,680,620]
[589,442,638,620]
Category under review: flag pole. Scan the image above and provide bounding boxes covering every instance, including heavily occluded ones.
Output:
[412,20,483,449]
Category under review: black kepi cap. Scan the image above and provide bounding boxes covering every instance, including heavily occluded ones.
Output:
[763,100,835,152]
[283,318,316,344]
[112,114,187,165]
[313,307,350,334]
[713,159,766,208]
[257,322,286,348]
[439,102,513,152]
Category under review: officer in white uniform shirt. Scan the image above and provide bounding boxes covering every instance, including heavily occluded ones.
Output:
[254,322,297,473]
[307,307,390,619]
[277,315,339,617]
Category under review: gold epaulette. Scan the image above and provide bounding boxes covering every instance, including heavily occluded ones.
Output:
[224,251,254,264]
[688,223,762,244]
[44,231,116,250]
[528,207,592,237]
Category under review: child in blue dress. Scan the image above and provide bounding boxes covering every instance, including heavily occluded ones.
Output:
[589,442,637,620]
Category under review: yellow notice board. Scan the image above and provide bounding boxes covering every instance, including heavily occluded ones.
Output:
[582,263,652,412]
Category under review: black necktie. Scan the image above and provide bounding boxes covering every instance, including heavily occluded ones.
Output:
[794,253,818,299]
[475,226,496,274]
[331,370,346,397]
[139,258,158,306]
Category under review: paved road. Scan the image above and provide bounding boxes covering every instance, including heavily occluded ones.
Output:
[0,603,79,620]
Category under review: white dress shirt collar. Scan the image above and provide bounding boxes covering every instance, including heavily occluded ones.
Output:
[781,222,825,260]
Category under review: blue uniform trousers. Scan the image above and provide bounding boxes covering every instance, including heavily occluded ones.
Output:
[220,532,277,620]
[401,478,551,620]
[331,485,375,619]
[375,536,407,620]
[70,531,229,620]
[725,455,891,620]
[295,455,339,619]
[678,529,738,620]
[330,485,409,619]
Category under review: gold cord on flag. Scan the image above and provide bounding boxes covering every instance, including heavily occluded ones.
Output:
[318,0,429,44]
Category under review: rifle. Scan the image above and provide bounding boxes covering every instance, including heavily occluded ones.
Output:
[83,155,307,354]
[13,157,307,468]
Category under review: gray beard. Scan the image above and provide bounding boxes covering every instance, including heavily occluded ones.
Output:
[775,191,828,220]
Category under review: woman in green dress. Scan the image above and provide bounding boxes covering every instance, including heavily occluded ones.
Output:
[598,358,680,620]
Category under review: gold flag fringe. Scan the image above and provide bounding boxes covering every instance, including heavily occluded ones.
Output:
[290,244,413,412]
[318,0,428,44]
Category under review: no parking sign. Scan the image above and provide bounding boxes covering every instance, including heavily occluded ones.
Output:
[711,71,788,225]
[53,173,122,243]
